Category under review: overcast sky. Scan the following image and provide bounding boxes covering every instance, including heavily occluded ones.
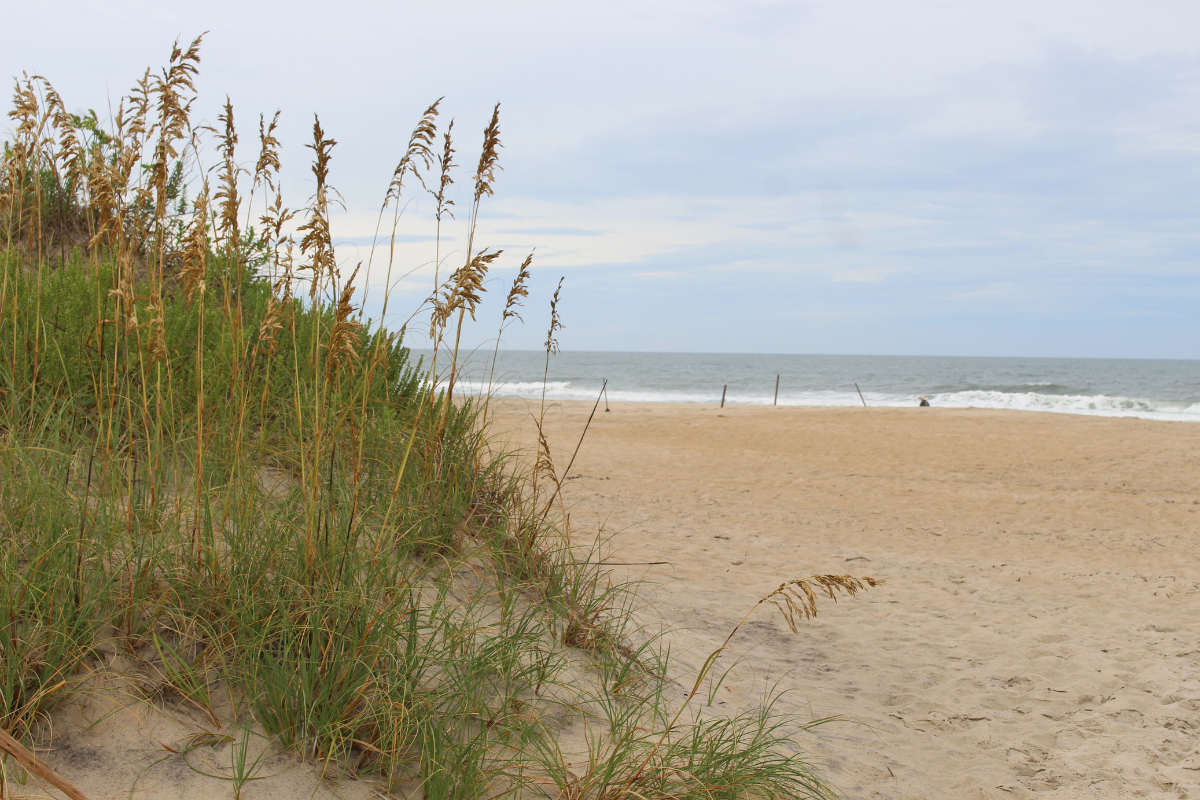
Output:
[5,1,1199,358]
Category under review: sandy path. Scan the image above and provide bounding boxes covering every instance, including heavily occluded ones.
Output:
[491,400,1200,800]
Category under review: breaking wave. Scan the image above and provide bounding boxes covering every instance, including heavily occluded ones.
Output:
[454,381,1200,422]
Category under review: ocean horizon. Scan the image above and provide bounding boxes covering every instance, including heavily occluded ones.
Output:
[412,349,1200,423]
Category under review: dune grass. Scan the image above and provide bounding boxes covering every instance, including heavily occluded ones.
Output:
[0,36,863,799]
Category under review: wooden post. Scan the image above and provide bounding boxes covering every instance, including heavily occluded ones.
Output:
[774,374,780,406]
[720,385,727,408]
[855,383,867,407]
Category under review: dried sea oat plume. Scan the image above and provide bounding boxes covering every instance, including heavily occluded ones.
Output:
[252,287,285,365]
[144,301,168,366]
[764,574,883,632]
[326,263,364,381]
[385,99,440,207]
[8,74,40,144]
[432,248,502,331]
[5,76,42,242]
[456,248,501,321]
[368,100,442,319]
[254,110,282,191]
[180,187,210,304]
[710,573,882,675]
[123,68,153,146]
[297,116,339,301]
[544,277,565,355]
[107,253,138,332]
[433,120,456,224]
[503,251,533,324]
[480,250,535,429]
[473,103,502,205]
[535,425,561,493]
[260,191,293,244]
[151,35,203,222]
[277,238,296,302]
[40,79,87,210]
[214,98,241,245]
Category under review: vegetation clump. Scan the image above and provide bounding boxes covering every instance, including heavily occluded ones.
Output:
[0,36,860,798]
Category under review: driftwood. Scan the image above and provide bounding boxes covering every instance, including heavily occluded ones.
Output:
[0,726,89,800]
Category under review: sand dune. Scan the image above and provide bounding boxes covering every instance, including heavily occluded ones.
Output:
[493,400,1200,800]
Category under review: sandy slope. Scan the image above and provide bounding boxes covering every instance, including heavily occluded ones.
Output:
[491,400,1200,800]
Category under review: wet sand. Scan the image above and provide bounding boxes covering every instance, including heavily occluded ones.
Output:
[492,400,1200,800]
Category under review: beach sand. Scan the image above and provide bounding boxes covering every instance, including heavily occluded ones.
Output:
[24,401,1200,799]
[490,399,1200,800]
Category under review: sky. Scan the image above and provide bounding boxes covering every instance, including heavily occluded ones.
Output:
[4,0,1199,358]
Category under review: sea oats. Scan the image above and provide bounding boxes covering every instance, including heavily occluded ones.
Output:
[179,187,209,304]
[0,41,848,799]
[297,116,338,301]
[325,264,364,381]
[472,103,502,206]
[213,98,241,245]
[384,99,440,208]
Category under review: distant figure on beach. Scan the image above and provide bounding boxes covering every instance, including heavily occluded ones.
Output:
[919,395,931,407]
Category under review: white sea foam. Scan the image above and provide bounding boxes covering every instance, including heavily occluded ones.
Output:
[928,390,1200,421]
[453,380,1200,422]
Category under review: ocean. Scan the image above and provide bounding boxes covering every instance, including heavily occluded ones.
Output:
[416,350,1200,423]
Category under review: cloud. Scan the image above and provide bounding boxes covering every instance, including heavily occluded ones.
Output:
[496,227,607,237]
[336,234,438,245]
[3,0,1198,357]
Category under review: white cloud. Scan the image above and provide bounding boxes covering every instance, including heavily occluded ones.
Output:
[3,0,1198,356]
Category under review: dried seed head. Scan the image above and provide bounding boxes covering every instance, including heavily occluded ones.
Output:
[297,116,339,300]
[254,289,285,361]
[544,277,565,355]
[37,78,87,201]
[473,103,502,205]
[259,191,295,285]
[325,263,364,381]
[764,574,882,633]
[85,152,117,250]
[123,69,152,146]
[213,97,241,245]
[180,187,210,304]
[432,119,455,222]
[502,252,533,324]
[385,99,440,207]
[278,237,296,302]
[254,110,282,191]
[107,252,138,332]
[8,75,40,143]
[151,35,203,222]
[534,426,561,493]
[144,301,168,366]
[431,249,502,331]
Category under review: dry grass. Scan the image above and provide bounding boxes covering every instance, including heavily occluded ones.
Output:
[0,36,876,799]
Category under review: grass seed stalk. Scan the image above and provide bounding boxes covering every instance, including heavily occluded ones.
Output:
[0,38,859,800]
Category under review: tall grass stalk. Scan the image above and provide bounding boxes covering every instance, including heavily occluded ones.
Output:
[0,37,850,799]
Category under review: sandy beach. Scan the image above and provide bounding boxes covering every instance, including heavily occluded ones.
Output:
[491,399,1200,800]
[26,401,1200,799]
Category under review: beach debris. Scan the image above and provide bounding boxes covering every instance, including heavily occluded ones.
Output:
[0,726,90,800]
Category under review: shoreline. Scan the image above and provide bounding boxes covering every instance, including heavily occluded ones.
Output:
[439,349,1200,423]
[488,396,1200,423]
